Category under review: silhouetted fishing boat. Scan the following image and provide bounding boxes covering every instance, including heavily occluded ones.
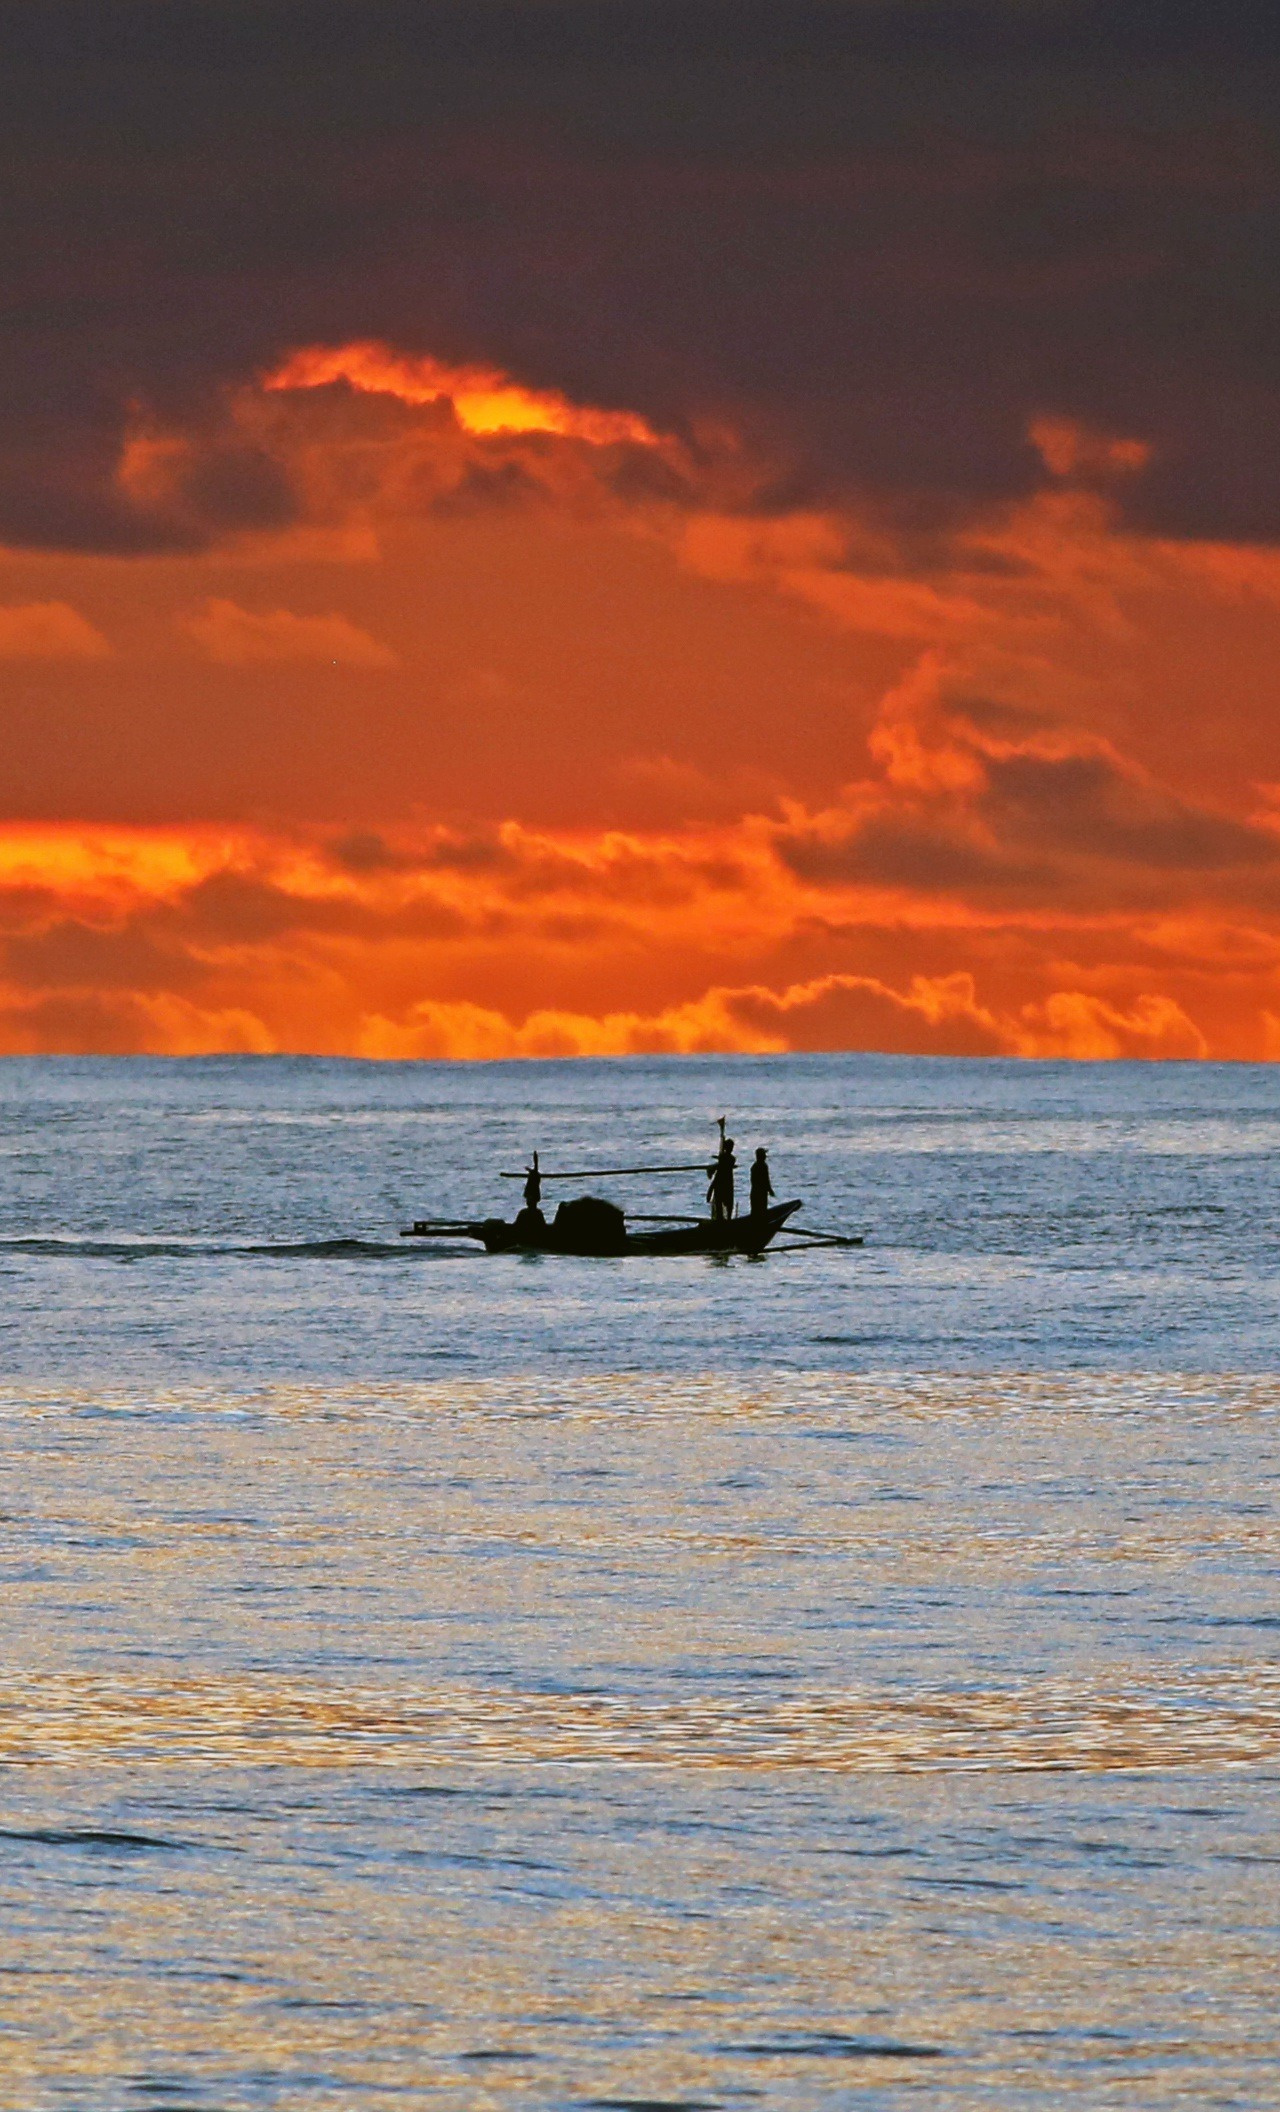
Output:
[402,1195,807,1256]
[399,1132,864,1257]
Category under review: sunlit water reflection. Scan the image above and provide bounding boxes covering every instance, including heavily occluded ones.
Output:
[1,1058,1278,2106]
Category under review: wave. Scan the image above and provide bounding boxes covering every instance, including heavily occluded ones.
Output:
[0,1826,188,1853]
[0,1235,443,1262]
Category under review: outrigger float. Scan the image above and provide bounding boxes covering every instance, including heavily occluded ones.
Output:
[400,1149,864,1258]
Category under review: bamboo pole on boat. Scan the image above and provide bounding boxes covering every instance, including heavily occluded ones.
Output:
[499,1163,710,1180]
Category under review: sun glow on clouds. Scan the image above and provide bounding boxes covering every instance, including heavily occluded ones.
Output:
[0,660,1270,1061]
[266,341,661,448]
[0,826,241,901]
[10,340,1280,1059]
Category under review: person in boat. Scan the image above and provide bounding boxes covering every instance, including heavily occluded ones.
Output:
[749,1146,774,1218]
[707,1122,737,1221]
[515,1151,546,1239]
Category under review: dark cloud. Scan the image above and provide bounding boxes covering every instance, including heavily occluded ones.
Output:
[0,989,179,1055]
[1,1,1279,547]
[3,916,202,992]
[781,813,1053,891]
[776,725,1280,907]
[981,751,1279,870]
[326,830,419,874]
[165,445,297,536]
[171,869,477,942]
[174,871,353,943]
[327,829,511,874]
[0,871,478,992]
[725,972,1007,1056]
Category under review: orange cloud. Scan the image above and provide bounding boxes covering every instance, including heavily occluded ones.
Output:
[0,987,275,1056]
[13,345,1280,1063]
[356,989,779,1060]
[709,969,1007,1057]
[1013,990,1208,1059]
[0,825,248,903]
[0,602,111,660]
[1029,417,1154,482]
[183,598,397,668]
[265,340,661,448]
[775,645,1280,927]
[100,353,1280,690]
[356,969,1010,1059]
[111,348,1213,674]
[678,514,990,639]
[0,795,1273,1061]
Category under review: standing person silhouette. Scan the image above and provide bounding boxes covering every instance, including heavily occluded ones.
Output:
[749,1146,774,1218]
[516,1149,547,1240]
[707,1119,737,1222]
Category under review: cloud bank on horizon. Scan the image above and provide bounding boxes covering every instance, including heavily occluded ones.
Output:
[3,0,1280,1057]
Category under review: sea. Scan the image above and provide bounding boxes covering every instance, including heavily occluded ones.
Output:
[0,1052,1277,2110]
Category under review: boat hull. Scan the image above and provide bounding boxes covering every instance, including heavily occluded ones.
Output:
[404,1199,804,1256]
[622,1200,802,1254]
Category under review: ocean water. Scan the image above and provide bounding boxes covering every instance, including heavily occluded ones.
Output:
[0,1054,1277,2109]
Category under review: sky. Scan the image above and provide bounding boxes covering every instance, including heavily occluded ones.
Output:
[4,0,1280,1057]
